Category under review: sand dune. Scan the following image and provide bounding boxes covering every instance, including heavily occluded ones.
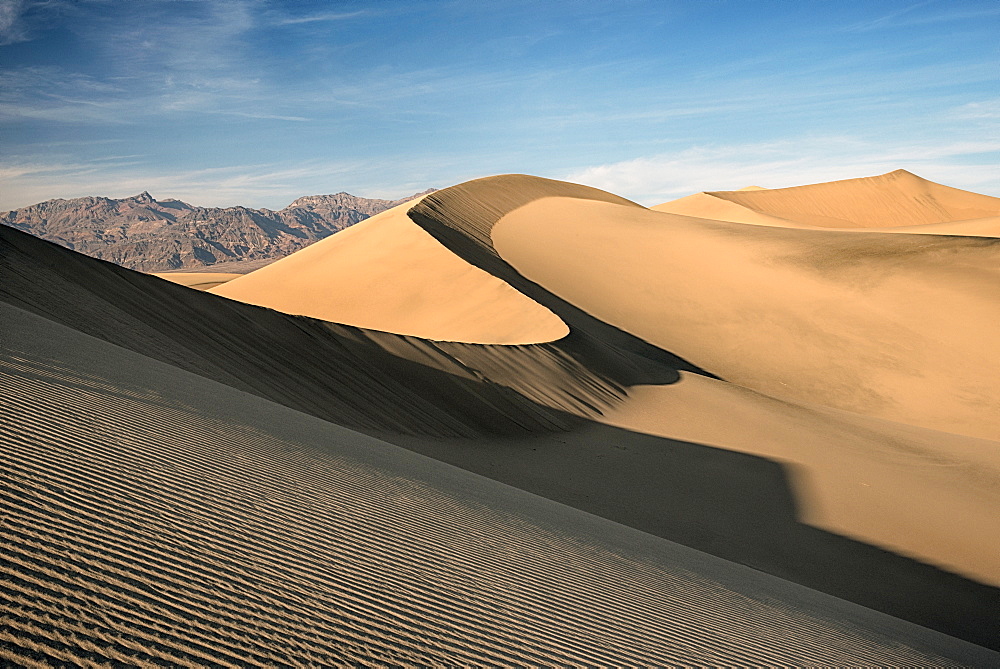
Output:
[655,169,1000,235]
[494,195,1000,440]
[210,198,569,344]
[2,168,1000,662]
[0,225,620,437]
[653,189,801,226]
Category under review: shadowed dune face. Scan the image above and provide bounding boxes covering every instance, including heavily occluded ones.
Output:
[597,374,1000,588]
[407,175,714,383]
[494,196,1000,441]
[0,224,622,438]
[210,198,569,344]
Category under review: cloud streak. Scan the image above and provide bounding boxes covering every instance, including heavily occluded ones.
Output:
[0,157,431,211]
[844,1,1000,32]
[275,10,366,25]
[565,136,1000,206]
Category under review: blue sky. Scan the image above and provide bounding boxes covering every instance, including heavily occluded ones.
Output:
[1,0,998,210]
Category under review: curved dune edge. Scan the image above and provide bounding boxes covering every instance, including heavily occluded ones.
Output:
[653,190,804,227]
[863,213,1000,236]
[210,198,568,345]
[656,169,1000,233]
[0,224,620,437]
[403,174,715,378]
[151,271,243,291]
[493,196,1000,441]
[5,304,993,666]
[598,373,1000,587]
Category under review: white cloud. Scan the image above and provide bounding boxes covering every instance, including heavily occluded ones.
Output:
[844,1,1000,32]
[952,99,1000,120]
[276,11,366,25]
[0,0,28,45]
[564,137,1000,205]
[0,158,433,211]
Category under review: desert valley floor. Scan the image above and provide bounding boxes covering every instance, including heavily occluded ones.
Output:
[2,170,1000,665]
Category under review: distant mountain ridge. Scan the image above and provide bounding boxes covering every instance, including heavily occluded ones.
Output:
[0,189,435,271]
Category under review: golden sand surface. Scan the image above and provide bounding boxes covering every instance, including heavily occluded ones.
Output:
[210,198,568,344]
[2,169,999,664]
[655,169,1000,235]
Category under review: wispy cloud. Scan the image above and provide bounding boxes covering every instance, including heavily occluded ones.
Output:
[843,0,1000,32]
[564,136,1000,205]
[843,0,936,32]
[275,10,366,26]
[951,99,1000,120]
[0,157,432,211]
[0,0,80,45]
[0,0,29,45]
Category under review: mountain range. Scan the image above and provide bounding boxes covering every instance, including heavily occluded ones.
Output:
[0,189,434,272]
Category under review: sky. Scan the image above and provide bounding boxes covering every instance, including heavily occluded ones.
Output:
[1,0,998,210]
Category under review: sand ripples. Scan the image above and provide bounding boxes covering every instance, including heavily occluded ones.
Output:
[0,335,976,666]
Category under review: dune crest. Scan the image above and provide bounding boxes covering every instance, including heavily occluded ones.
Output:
[656,169,1000,234]
[210,198,568,344]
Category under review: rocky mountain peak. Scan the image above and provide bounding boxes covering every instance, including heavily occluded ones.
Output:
[126,191,156,204]
[2,187,433,271]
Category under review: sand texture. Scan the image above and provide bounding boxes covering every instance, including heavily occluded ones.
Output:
[2,169,999,664]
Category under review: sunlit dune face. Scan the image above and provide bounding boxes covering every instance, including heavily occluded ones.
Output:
[210,199,568,344]
[655,170,1000,234]
[493,195,1000,441]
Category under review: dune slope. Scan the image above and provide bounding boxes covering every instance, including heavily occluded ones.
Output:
[0,224,621,437]
[494,196,1000,441]
[656,169,1000,233]
[403,175,1000,645]
[7,303,994,666]
[151,271,242,290]
[210,199,569,344]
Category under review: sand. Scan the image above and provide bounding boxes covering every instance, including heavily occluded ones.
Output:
[210,198,568,344]
[2,168,999,663]
[598,374,1000,586]
[5,302,993,666]
[655,169,1000,235]
[150,271,243,290]
[494,196,1000,440]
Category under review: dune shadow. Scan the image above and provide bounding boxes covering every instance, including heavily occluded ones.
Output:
[407,182,719,387]
[383,421,1000,652]
[0,224,625,437]
[413,206,703,386]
